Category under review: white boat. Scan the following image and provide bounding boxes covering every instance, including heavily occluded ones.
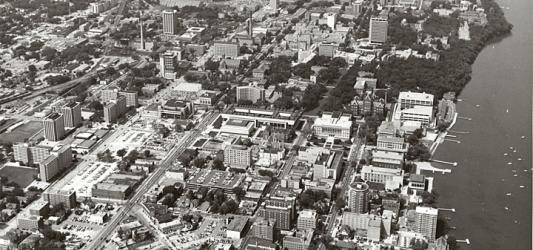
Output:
[510,147,514,149]
[520,185,525,188]
[521,136,526,139]
[505,207,509,210]
[506,109,509,113]
[504,153,508,156]
[506,193,512,196]
[507,162,513,165]
[517,158,522,161]
[513,174,518,177]
[513,150,517,153]
[475,104,480,107]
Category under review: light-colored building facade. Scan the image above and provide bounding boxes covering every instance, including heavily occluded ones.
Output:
[43,112,65,141]
[224,144,252,168]
[237,85,265,103]
[297,209,317,230]
[61,102,82,128]
[162,10,179,35]
[415,206,438,241]
[348,182,369,213]
[313,112,352,140]
[369,17,388,43]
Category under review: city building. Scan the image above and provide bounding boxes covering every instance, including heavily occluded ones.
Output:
[43,112,65,141]
[367,216,382,242]
[414,206,439,241]
[159,99,192,119]
[162,10,179,35]
[226,216,249,240]
[17,215,42,232]
[325,13,337,30]
[398,105,434,126]
[39,155,59,182]
[220,119,254,136]
[398,91,434,109]
[29,145,52,164]
[224,144,252,169]
[51,144,72,170]
[297,209,317,230]
[221,106,301,129]
[257,197,296,231]
[172,82,202,99]
[252,217,276,241]
[101,89,118,103]
[313,112,352,140]
[348,182,369,213]
[61,102,82,128]
[13,143,31,165]
[360,165,404,188]
[28,201,49,217]
[283,230,313,250]
[318,43,339,57]
[119,91,138,107]
[377,135,407,152]
[92,173,144,200]
[160,50,178,79]
[371,150,404,169]
[237,85,266,103]
[185,169,245,193]
[103,102,118,123]
[369,17,388,43]
[313,150,343,181]
[270,0,279,10]
[43,190,77,209]
[213,42,239,58]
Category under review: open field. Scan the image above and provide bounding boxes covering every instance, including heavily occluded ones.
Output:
[0,165,38,187]
[0,121,42,144]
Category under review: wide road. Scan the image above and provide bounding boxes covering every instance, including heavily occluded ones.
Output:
[83,111,219,250]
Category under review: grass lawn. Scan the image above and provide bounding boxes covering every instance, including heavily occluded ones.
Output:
[0,121,43,144]
[0,165,38,188]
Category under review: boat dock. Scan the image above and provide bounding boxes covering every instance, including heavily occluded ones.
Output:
[431,159,458,167]
[416,162,452,174]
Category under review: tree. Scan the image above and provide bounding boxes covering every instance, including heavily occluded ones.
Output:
[143,150,151,158]
[116,148,127,159]
[233,186,246,201]
[410,238,429,250]
[211,159,225,170]
[28,64,37,72]
[193,157,206,168]
[335,195,346,209]
[88,100,103,111]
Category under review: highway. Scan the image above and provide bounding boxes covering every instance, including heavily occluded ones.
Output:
[83,111,219,250]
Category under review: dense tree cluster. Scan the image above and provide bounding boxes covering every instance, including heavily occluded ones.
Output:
[323,62,361,111]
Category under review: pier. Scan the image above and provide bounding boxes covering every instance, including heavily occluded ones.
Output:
[431,159,458,167]
[449,130,471,134]
[444,138,461,143]
[415,162,452,174]
[438,208,456,212]
[458,116,472,121]
[445,134,457,138]
[457,239,471,245]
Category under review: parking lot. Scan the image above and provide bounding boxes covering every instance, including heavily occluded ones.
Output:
[61,162,118,197]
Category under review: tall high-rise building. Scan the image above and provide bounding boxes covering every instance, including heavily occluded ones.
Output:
[252,217,276,241]
[116,95,127,115]
[43,113,65,141]
[325,13,337,30]
[348,182,369,213]
[101,89,118,103]
[236,85,265,103]
[119,91,138,107]
[39,155,59,182]
[224,145,252,168]
[51,144,72,170]
[414,206,438,241]
[13,143,31,165]
[369,17,388,44]
[297,209,317,230]
[104,103,118,123]
[159,51,177,79]
[61,102,82,128]
[29,146,51,164]
[398,91,434,109]
[257,198,295,230]
[43,190,77,209]
[162,10,179,35]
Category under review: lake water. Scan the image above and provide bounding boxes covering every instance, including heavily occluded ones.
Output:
[431,0,533,249]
